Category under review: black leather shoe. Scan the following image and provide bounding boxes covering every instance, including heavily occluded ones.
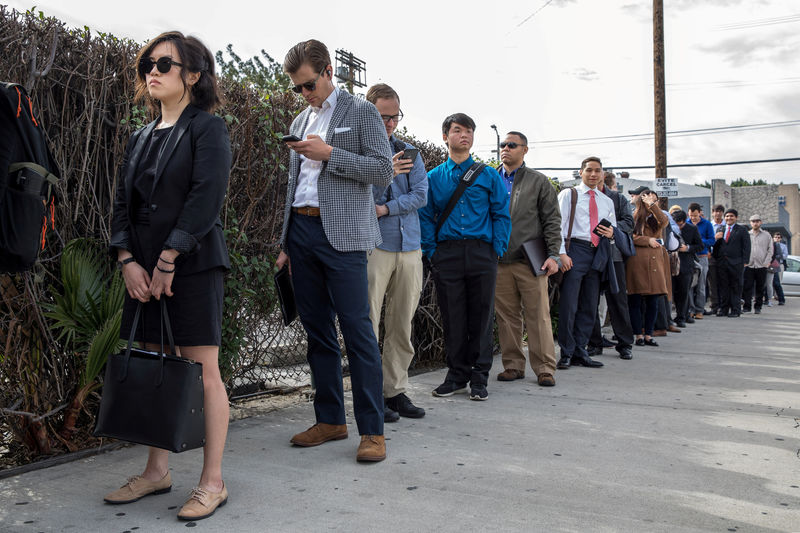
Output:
[643,338,659,347]
[601,336,615,348]
[586,345,603,357]
[754,308,761,314]
[635,338,645,346]
[675,321,686,328]
[716,309,725,317]
[703,309,713,315]
[741,308,751,313]
[386,393,425,419]
[571,354,604,368]
[728,312,740,318]
[617,346,633,360]
[686,316,695,324]
[556,356,572,369]
[384,403,400,423]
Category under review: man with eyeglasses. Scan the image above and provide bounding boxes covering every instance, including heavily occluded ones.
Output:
[493,131,562,387]
[277,39,393,463]
[364,83,428,423]
[419,113,510,401]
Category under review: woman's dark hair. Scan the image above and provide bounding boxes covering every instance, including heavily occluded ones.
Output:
[632,195,661,235]
[672,209,687,223]
[134,31,223,113]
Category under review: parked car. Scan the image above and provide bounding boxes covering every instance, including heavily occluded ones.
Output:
[781,255,800,297]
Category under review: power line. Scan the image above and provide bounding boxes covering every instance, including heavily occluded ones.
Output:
[715,13,800,31]
[535,157,800,171]
[513,0,555,29]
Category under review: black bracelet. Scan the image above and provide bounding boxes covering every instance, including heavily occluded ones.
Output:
[158,256,175,265]
[157,266,175,273]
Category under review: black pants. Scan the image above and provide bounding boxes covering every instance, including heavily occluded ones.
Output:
[672,271,693,322]
[628,294,659,337]
[590,260,634,349]
[707,257,719,311]
[742,267,767,310]
[558,241,600,358]
[774,272,786,303]
[717,258,744,315]
[432,239,498,387]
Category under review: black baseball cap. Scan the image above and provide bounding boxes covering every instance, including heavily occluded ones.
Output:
[629,185,649,195]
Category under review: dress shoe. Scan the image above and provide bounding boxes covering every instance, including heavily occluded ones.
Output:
[728,312,740,318]
[694,313,704,320]
[586,345,603,357]
[754,308,761,314]
[104,472,172,504]
[537,373,556,387]
[643,338,659,347]
[741,307,751,313]
[667,325,681,333]
[386,393,425,418]
[702,309,713,316]
[432,381,467,397]
[290,423,348,447]
[716,309,726,317]
[497,368,525,381]
[686,316,695,324]
[635,338,645,346]
[356,435,386,462]
[177,483,228,521]
[601,336,616,348]
[778,301,785,306]
[652,329,667,337]
[384,402,400,423]
[570,354,604,368]
[556,355,572,369]
[675,321,687,328]
[617,346,633,360]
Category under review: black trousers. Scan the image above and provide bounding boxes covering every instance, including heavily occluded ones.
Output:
[558,241,600,358]
[742,267,767,310]
[672,271,693,322]
[432,239,497,387]
[717,258,744,315]
[590,260,634,349]
[707,256,719,311]
[774,272,786,303]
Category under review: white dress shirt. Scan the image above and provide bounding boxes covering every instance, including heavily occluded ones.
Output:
[557,182,616,254]
[292,88,340,208]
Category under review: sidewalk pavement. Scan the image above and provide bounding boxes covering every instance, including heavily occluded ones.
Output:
[2,301,799,532]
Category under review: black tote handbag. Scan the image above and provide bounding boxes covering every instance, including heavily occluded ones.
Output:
[94,299,206,452]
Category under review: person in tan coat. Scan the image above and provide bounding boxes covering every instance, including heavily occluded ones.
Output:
[626,190,671,347]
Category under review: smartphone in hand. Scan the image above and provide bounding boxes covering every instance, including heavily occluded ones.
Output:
[281,134,301,142]
[400,148,419,162]
[592,218,612,237]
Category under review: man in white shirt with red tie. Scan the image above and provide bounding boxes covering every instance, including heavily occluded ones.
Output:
[556,157,616,369]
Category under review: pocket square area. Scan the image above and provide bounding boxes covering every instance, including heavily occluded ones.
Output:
[334,127,352,133]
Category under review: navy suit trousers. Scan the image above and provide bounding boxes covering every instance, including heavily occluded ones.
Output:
[287,214,384,435]
[558,241,601,357]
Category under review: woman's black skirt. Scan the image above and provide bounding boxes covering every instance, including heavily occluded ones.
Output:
[120,267,224,347]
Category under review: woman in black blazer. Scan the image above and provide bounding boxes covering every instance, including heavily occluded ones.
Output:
[106,31,231,521]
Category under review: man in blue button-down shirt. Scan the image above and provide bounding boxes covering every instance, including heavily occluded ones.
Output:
[365,84,428,423]
[419,113,510,401]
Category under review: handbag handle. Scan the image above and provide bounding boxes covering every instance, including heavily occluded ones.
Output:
[118,300,177,386]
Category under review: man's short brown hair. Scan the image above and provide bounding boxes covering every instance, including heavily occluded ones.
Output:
[687,202,702,213]
[284,39,331,74]
[712,204,725,213]
[581,156,602,170]
[604,171,616,188]
[366,83,399,105]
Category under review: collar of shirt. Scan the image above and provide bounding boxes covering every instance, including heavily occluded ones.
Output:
[445,156,475,177]
[310,87,339,113]
[498,163,524,194]
[575,182,599,195]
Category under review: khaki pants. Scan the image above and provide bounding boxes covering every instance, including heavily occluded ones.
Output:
[367,248,422,398]
[494,262,556,376]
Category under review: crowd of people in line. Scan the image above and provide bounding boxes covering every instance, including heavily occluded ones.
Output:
[101,33,792,521]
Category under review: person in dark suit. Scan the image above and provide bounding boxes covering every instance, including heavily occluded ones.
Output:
[587,172,635,360]
[671,210,703,327]
[107,31,231,521]
[276,40,393,462]
[712,208,751,317]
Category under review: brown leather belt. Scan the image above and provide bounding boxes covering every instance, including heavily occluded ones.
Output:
[293,206,320,217]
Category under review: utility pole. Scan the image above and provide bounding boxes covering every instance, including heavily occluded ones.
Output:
[653,0,667,181]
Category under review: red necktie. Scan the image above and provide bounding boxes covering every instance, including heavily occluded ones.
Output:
[725,225,731,242]
[589,189,599,246]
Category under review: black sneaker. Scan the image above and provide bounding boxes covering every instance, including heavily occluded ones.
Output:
[469,384,488,401]
[432,381,467,397]
[384,402,400,423]
[386,393,426,418]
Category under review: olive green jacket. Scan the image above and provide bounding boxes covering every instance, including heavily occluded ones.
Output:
[499,165,563,264]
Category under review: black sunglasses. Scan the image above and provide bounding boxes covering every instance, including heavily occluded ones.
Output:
[291,69,326,94]
[500,141,525,149]
[138,57,184,78]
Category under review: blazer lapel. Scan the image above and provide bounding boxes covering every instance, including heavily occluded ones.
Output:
[151,105,198,195]
[125,119,157,210]
[291,108,312,181]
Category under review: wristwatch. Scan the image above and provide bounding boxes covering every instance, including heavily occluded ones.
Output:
[117,257,135,269]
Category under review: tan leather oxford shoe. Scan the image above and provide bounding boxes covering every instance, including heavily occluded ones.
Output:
[356,435,386,462]
[177,483,228,521]
[290,423,348,447]
[103,472,172,504]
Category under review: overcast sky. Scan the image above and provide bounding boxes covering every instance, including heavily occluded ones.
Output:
[7,0,800,185]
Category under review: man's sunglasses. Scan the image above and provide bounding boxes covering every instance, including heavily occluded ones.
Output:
[380,111,404,124]
[500,141,525,149]
[291,69,327,94]
[138,57,184,78]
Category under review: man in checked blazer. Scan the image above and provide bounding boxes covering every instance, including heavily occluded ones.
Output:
[275,39,393,462]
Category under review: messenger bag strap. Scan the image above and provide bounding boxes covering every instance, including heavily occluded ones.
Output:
[564,187,577,252]
[435,162,486,241]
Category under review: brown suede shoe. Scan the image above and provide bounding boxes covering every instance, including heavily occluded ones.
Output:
[652,329,667,337]
[497,368,525,381]
[537,373,556,387]
[356,435,386,462]
[694,313,704,320]
[177,483,228,521]
[667,325,681,333]
[290,423,348,447]
[103,472,172,504]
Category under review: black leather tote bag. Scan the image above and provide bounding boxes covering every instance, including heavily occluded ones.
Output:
[94,299,206,452]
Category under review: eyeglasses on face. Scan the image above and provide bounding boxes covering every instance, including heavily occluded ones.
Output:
[138,57,184,78]
[500,141,525,149]
[380,110,404,124]
[291,69,326,94]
